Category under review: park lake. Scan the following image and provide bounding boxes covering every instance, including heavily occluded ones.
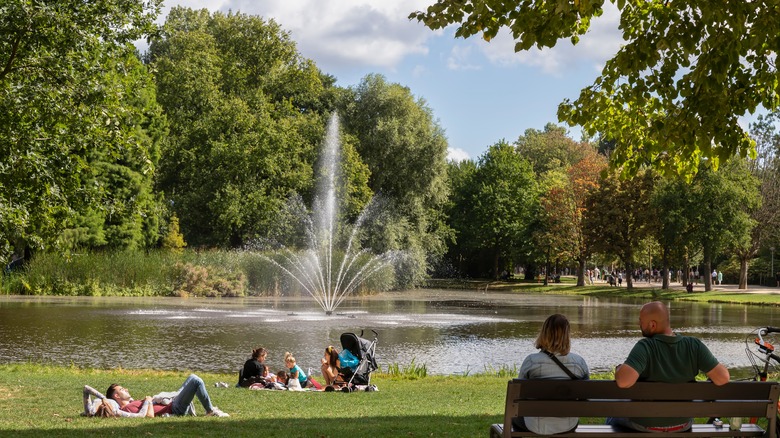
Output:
[2,289,778,378]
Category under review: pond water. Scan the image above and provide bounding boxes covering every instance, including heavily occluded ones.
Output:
[1,290,779,377]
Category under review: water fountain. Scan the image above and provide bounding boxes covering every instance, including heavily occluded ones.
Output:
[264,113,397,315]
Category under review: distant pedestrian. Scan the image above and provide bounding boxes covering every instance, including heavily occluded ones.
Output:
[717,271,723,285]
[711,269,717,285]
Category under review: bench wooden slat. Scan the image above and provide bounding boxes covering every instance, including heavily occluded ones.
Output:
[516,380,778,401]
[516,400,773,418]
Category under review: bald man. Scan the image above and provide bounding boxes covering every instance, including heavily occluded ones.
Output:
[609,301,730,432]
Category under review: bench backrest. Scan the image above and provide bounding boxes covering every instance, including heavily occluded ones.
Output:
[503,380,780,435]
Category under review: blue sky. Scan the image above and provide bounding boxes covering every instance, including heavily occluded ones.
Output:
[160,1,626,161]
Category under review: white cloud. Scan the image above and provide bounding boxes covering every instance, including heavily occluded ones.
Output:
[180,0,436,72]
[477,2,623,75]
[446,45,482,71]
[447,147,471,162]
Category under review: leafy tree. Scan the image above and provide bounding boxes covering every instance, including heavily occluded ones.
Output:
[457,142,539,279]
[649,178,696,289]
[339,74,452,283]
[410,1,777,177]
[149,8,341,247]
[443,159,478,276]
[161,214,187,252]
[743,114,780,284]
[583,170,656,289]
[0,0,162,259]
[61,52,167,251]
[692,161,759,290]
[515,123,587,175]
[564,148,607,285]
[532,173,576,285]
[514,126,604,285]
[533,143,606,286]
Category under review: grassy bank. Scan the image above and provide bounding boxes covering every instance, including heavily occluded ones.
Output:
[4,364,739,437]
[424,277,780,306]
[525,284,780,306]
[0,364,519,437]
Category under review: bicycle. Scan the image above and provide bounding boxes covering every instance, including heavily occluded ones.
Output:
[743,326,780,436]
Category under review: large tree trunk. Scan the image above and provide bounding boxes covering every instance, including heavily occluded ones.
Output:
[739,257,749,289]
[703,249,712,292]
[626,261,634,290]
[577,257,586,287]
[543,247,550,286]
[493,246,500,280]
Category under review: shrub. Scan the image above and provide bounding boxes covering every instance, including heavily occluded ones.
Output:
[170,262,246,297]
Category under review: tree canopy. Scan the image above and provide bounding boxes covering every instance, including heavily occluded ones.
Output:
[0,0,162,258]
[149,8,331,247]
[410,1,779,177]
[338,74,452,285]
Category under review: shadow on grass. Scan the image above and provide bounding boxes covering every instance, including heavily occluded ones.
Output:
[5,414,498,437]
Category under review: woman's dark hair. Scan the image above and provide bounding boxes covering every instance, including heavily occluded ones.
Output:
[252,347,267,360]
[325,345,339,367]
[535,314,571,355]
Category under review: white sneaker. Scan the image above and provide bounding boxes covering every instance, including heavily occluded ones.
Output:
[207,407,230,417]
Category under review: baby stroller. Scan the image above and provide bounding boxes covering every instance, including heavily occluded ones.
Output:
[339,330,378,391]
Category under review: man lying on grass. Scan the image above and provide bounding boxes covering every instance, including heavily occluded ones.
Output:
[83,373,229,417]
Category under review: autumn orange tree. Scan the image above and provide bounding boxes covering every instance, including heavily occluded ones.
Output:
[533,147,606,286]
[583,170,656,290]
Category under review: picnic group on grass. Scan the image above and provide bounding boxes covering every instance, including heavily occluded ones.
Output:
[83,344,360,418]
[82,299,728,434]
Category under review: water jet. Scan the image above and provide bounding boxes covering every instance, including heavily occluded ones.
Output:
[264,113,397,314]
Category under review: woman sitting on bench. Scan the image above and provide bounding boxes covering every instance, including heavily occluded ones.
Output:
[515,313,590,435]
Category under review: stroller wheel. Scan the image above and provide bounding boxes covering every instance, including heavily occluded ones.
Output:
[341,386,352,393]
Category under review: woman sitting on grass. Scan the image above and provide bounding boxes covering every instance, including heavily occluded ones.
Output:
[514,314,590,435]
[320,345,343,387]
[239,347,268,388]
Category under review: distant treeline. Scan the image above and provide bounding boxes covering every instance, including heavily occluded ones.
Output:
[3,2,780,294]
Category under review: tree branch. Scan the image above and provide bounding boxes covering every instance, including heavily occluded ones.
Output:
[0,32,23,82]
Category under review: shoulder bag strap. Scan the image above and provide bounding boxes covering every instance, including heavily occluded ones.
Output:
[541,349,579,380]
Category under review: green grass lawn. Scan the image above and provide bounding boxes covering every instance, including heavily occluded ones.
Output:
[0,364,741,437]
[529,284,780,306]
[0,364,519,437]
[425,278,780,306]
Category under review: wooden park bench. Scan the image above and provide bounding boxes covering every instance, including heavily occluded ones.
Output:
[490,379,780,437]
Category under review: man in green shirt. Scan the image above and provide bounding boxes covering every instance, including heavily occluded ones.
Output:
[610,301,730,432]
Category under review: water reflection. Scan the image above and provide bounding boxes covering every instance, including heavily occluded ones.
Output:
[0,291,779,377]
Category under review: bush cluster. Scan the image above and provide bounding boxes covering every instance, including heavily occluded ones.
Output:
[170,262,246,297]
